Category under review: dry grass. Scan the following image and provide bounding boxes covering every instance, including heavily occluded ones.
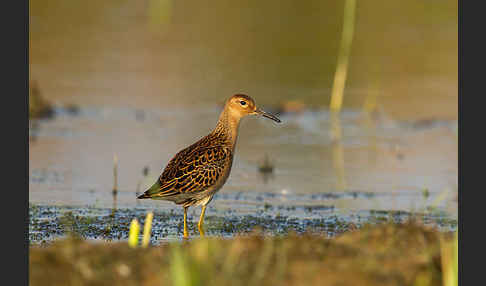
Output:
[29,221,456,286]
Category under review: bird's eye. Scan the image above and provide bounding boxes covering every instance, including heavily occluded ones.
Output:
[240,101,247,106]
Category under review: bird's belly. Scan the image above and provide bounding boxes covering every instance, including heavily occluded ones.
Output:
[200,168,231,197]
[195,161,233,200]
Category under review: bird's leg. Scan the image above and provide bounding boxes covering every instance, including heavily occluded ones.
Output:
[198,205,207,237]
[183,207,189,239]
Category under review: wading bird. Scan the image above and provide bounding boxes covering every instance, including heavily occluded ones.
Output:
[137,94,281,238]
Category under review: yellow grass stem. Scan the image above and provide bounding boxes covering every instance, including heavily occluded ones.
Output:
[330,0,357,112]
[430,189,450,209]
[128,219,140,248]
[363,61,383,113]
[170,244,201,286]
[148,0,173,34]
[440,232,458,286]
[113,154,118,195]
[363,91,378,113]
[142,212,154,248]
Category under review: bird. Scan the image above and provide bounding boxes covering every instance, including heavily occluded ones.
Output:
[137,94,281,239]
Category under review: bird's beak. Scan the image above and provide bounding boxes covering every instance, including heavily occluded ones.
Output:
[255,108,281,123]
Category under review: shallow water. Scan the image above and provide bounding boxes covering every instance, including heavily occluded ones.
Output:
[29,202,457,245]
[29,105,457,241]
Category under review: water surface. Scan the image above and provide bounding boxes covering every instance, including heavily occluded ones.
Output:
[29,106,458,220]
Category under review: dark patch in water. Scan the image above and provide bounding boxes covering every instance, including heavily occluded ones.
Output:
[64,104,81,116]
[399,118,455,130]
[29,204,457,245]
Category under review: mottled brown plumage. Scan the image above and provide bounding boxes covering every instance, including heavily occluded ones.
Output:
[137,94,281,238]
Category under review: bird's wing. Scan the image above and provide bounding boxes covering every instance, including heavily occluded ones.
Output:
[142,143,231,198]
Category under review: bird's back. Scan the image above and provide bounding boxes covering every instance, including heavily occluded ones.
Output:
[138,132,234,205]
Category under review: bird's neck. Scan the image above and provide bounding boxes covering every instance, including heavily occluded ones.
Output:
[212,108,241,146]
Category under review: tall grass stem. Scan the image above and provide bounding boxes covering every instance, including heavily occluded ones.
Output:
[330,0,357,112]
[142,212,154,248]
[128,219,140,248]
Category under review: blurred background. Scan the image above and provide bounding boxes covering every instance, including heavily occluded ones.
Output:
[29,0,457,220]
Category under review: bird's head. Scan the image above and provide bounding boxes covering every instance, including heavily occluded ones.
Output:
[226,94,281,123]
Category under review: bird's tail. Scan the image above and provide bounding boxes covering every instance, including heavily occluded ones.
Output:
[137,193,152,199]
[136,179,162,199]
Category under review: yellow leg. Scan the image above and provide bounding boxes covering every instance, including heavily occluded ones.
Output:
[198,205,207,237]
[183,207,189,239]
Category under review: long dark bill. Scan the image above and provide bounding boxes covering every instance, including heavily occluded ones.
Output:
[255,108,281,123]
